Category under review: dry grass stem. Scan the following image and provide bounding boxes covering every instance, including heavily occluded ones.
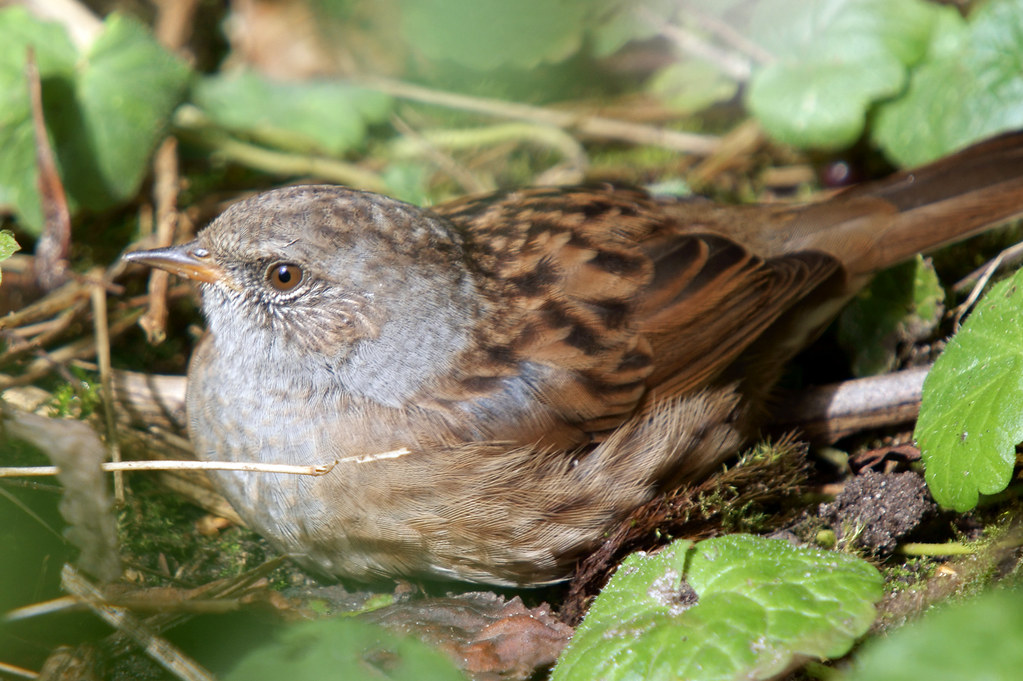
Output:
[91,279,123,501]
[356,75,721,154]
[2,445,412,479]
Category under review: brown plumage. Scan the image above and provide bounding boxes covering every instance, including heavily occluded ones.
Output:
[124,131,1023,585]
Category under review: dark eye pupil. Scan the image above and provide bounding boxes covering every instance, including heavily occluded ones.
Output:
[268,263,302,291]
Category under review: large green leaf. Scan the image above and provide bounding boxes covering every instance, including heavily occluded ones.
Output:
[844,588,1023,681]
[553,534,882,681]
[875,0,1023,166]
[746,0,940,149]
[916,268,1023,511]
[193,71,393,156]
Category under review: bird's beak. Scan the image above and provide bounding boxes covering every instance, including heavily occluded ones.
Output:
[122,241,224,284]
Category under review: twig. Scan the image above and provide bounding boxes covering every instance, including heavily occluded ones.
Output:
[951,241,1023,329]
[772,365,930,444]
[953,241,1023,294]
[0,309,143,390]
[354,75,721,155]
[26,48,71,290]
[61,565,217,681]
[153,0,200,52]
[0,278,90,331]
[0,660,37,679]
[91,280,123,502]
[0,448,410,478]
[0,306,81,364]
[6,595,92,622]
[138,138,181,344]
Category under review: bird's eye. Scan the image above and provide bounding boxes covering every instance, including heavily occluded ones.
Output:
[267,263,303,292]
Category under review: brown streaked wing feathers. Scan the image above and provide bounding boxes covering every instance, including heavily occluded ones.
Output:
[431,187,841,442]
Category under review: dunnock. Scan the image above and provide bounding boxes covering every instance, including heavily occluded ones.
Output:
[124,132,1023,585]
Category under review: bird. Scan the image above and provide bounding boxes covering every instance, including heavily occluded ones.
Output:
[123,131,1023,586]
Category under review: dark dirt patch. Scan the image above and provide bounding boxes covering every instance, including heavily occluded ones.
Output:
[819,470,934,554]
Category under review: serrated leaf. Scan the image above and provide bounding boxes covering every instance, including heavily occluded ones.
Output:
[844,588,1023,681]
[193,71,392,156]
[0,9,189,234]
[746,0,940,149]
[224,617,466,681]
[916,268,1023,511]
[875,0,1023,166]
[553,535,882,681]
[65,14,191,209]
[838,256,944,376]
[397,0,598,69]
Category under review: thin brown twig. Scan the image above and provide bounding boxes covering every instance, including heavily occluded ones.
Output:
[0,309,143,390]
[138,137,181,344]
[153,0,201,52]
[950,241,1023,328]
[0,306,81,364]
[0,279,91,331]
[61,565,217,681]
[26,48,71,291]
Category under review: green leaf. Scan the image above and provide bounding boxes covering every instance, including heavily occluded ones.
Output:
[0,6,78,233]
[552,534,882,681]
[224,617,466,681]
[397,0,599,69]
[746,0,940,149]
[837,256,944,376]
[193,71,393,157]
[65,14,192,209]
[844,588,1023,681]
[916,269,1023,511]
[874,0,1023,166]
[0,230,21,286]
[0,9,190,234]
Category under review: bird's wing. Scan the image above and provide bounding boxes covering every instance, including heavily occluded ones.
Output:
[429,187,840,445]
